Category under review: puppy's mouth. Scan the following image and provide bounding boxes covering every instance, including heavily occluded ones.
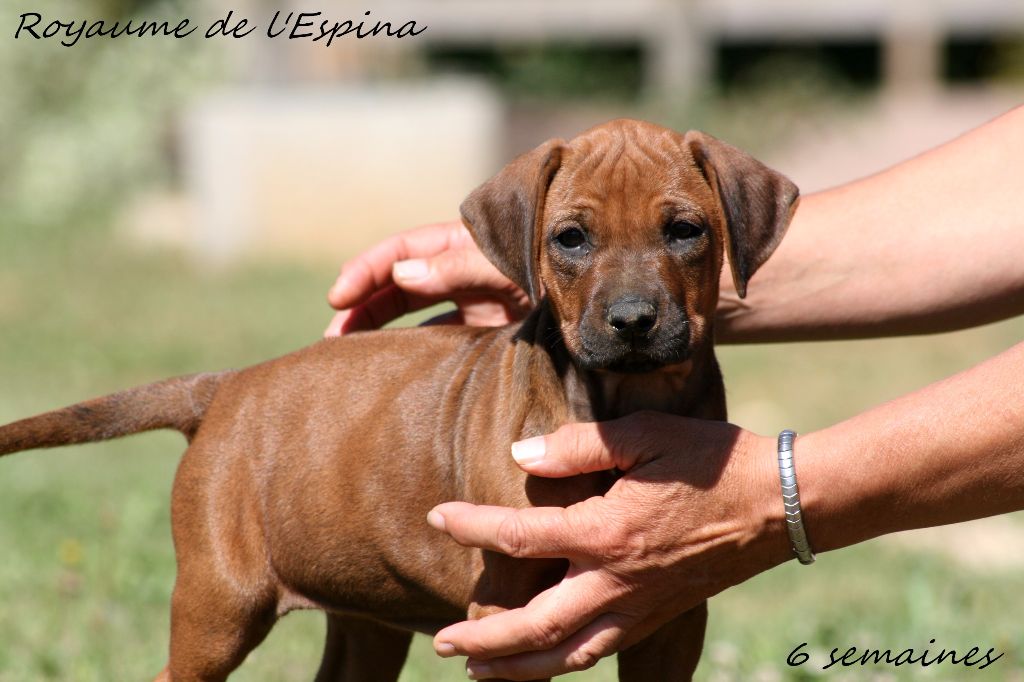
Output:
[565,315,693,374]
[584,351,690,374]
[605,353,685,374]
[573,338,691,374]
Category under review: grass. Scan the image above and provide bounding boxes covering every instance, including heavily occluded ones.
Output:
[1,222,1023,681]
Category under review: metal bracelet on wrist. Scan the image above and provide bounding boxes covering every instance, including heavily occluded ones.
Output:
[778,429,815,565]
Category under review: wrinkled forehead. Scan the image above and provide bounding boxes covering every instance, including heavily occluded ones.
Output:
[545,125,716,224]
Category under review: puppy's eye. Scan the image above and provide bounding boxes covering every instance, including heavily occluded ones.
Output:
[665,220,704,243]
[555,228,587,249]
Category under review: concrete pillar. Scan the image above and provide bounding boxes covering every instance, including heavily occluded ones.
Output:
[884,1,943,94]
[647,0,710,103]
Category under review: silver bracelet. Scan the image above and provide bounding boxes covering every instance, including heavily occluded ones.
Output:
[778,430,816,565]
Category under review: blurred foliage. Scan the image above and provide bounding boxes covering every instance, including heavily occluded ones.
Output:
[991,39,1024,83]
[656,53,871,159]
[0,0,220,231]
[951,37,1024,84]
[422,39,885,106]
[422,38,877,160]
[424,43,643,102]
[716,41,881,91]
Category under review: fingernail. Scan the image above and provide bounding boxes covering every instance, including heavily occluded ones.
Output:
[435,641,456,657]
[324,311,349,338]
[426,510,446,532]
[394,259,430,281]
[329,276,349,299]
[467,662,492,680]
[511,436,546,466]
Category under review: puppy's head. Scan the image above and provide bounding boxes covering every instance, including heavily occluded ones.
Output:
[461,119,798,373]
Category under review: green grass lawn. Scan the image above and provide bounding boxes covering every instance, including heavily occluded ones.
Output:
[1,224,1022,681]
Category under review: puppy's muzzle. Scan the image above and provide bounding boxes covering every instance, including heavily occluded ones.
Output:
[578,296,690,373]
[606,298,658,341]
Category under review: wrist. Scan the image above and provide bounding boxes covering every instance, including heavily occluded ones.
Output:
[787,425,891,554]
[740,431,795,571]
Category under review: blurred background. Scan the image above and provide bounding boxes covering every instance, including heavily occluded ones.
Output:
[2,0,1024,679]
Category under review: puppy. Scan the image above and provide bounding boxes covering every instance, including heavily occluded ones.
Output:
[0,119,798,681]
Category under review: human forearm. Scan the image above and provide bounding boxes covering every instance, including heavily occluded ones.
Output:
[797,339,1024,552]
[717,105,1024,342]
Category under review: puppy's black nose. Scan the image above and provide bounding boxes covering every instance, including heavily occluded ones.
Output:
[606,299,657,339]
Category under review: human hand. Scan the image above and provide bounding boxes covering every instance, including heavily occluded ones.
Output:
[325,221,531,336]
[426,413,790,680]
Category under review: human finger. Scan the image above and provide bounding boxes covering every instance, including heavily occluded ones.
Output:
[389,249,524,307]
[464,611,631,680]
[332,284,445,334]
[326,221,465,310]
[434,569,625,660]
[427,502,595,560]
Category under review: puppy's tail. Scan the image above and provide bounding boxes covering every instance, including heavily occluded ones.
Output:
[0,371,233,457]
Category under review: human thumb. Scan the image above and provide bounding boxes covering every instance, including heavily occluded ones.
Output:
[392,248,512,297]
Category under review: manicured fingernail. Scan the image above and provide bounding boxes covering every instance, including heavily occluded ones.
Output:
[426,510,446,531]
[394,259,430,281]
[467,662,492,680]
[511,436,546,465]
[435,641,456,657]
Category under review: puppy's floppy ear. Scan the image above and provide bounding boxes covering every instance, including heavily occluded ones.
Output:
[460,138,565,304]
[684,131,799,299]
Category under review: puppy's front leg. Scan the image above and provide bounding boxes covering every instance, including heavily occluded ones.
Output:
[468,551,567,682]
[315,614,413,682]
[616,601,708,682]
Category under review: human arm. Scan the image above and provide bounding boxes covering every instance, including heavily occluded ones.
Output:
[326,106,1024,341]
[425,339,1024,679]
[719,104,1024,342]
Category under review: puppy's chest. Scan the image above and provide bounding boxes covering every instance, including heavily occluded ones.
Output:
[590,359,724,420]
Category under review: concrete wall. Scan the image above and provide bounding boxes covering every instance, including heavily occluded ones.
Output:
[180,79,502,263]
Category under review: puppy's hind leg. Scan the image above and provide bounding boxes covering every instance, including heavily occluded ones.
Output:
[163,569,279,682]
[314,614,413,682]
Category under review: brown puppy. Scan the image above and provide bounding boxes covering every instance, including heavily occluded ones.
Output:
[0,119,797,681]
